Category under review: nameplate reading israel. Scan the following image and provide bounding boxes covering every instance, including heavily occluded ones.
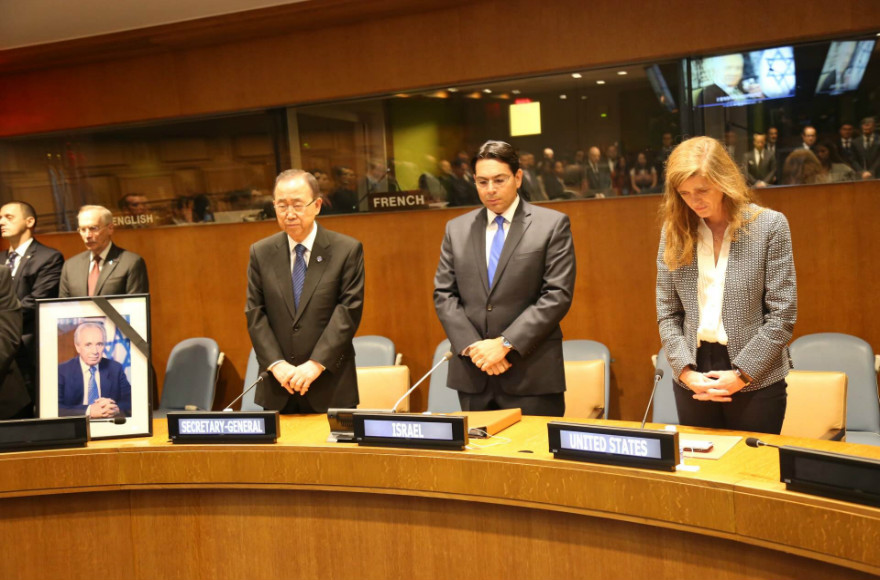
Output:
[363,419,454,440]
[178,417,266,436]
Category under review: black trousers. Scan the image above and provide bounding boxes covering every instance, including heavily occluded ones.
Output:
[458,377,565,417]
[673,342,787,435]
[280,393,320,414]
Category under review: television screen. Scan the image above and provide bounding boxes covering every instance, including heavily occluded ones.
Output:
[692,46,796,108]
[646,65,677,112]
[815,40,875,95]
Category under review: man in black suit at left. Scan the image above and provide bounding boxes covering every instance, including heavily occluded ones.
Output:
[0,201,64,412]
[0,267,29,419]
[246,169,365,414]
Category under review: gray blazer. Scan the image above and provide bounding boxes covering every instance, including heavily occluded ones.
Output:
[59,244,149,298]
[656,205,797,391]
[434,199,576,396]
[246,226,364,412]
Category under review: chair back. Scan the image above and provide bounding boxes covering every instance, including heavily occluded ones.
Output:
[160,338,220,412]
[356,365,411,410]
[780,371,847,439]
[427,339,461,412]
[353,335,396,367]
[563,360,605,419]
[651,347,680,425]
[240,348,263,411]
[562,340,611,419]
[789,333,880,434]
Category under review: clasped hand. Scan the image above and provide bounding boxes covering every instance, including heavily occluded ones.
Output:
[680,369,747,402]
[468,338,511,376]
[89,397,120,418]
[271,360,323,395]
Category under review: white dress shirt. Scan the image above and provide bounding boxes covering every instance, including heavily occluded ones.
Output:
[7,237,33,278]
[696,219,732,345]
[484,195,520,266]
[286,222,318,272]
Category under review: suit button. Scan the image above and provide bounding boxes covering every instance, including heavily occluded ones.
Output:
[293,325,300,332]
[487,304,493,311]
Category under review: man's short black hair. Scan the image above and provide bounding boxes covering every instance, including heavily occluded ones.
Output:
[471,140,520,175]
[562,165,584,187]
[5,200,37,229]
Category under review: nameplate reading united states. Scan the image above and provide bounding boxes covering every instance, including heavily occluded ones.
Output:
[353,412,468,450]
[167,411,280,444]
[548,422,679,471]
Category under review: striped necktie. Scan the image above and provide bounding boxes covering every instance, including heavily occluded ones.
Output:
[292,244,307,310]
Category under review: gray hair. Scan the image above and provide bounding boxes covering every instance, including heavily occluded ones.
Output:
[274,169,319,199]
[78,205,113,226]
[73,322,107,346]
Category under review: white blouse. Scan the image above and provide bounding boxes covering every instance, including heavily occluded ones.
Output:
[696,219,732,345]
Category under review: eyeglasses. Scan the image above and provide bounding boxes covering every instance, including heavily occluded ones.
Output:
[77,225,106,235]
[475,174,513,190]
[274,198,318,214]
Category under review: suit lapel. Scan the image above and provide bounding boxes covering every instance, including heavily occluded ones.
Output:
[470,210,489,295]
[293,225,331,326]
[489,200,531,295]
[268,234,297,321]
[95,245,122,294]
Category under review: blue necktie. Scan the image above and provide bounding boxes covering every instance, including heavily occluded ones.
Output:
[87,366,99,404]
[488,215,506,289]
[292,244,307,310]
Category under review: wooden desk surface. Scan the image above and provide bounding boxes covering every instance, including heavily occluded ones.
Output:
[1,416,879,580]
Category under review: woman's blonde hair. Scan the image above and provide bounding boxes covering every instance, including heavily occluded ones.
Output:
[660,136,760,270]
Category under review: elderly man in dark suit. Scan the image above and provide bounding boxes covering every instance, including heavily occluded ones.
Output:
[57,322,131,417]
[59,205,149,298]
[246,169,365,414]
[0,200,64,410]
[0,267,29,419]
[434,140,576,416]
[743,133,776,187]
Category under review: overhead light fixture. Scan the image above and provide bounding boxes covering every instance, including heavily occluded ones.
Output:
[512,89,521,95]
[560,94,568,100]
[483,88,492,94]
[581,96,588,100]
[572,73,582,79]
[617,71,628,76]
[447,87,459,92]
[596,80,606,85]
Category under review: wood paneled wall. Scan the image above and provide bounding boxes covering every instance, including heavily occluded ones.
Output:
[41,180,880,418]
[2,0,880,136]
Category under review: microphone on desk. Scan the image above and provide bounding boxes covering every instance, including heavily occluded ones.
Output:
[223,371,270,412]
[640,368,664,429]
[745,437,782,449]
[391,351,453,413]
[90,416,126,424]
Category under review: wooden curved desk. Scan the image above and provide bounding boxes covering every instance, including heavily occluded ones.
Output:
[1,416,878,580]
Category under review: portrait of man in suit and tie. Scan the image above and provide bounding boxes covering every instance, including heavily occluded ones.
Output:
[434,140,576,416]
[57,321,131,418]
[246,169,365,414]
[59,205,149,298]
[0,200,64,410]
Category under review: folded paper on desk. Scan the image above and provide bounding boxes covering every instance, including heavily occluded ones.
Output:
[453,408,522,438]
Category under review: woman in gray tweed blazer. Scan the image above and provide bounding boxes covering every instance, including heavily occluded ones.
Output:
[656,136,797,434]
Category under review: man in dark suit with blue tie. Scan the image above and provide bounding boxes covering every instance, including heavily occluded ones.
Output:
[246,169,365,414]
[0,201,64,412]
[434,141,576,416]
[58,322,131,417]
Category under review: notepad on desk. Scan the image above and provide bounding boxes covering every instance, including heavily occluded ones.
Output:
[453,408,522,438]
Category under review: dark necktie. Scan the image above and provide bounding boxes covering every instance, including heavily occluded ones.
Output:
[87,256,101,296]
[88,366,99,404]
[5,251,18,274]
[488,215,505,289]
[292,244,307,310]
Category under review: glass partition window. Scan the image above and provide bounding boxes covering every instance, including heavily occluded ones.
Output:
[0,34,877,231]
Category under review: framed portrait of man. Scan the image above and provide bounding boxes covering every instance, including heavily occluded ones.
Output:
[37,295,152,440]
